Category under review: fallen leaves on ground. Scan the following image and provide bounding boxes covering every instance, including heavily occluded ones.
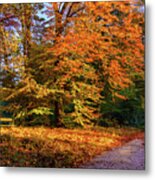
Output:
[0,126,144,168]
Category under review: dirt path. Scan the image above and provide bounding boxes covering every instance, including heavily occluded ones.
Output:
[80,139,145,170]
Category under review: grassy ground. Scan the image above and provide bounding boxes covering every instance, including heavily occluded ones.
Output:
[0,126,144,168]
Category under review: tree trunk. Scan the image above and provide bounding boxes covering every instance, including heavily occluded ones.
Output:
[20,4,32,59]
[54,100,63,127]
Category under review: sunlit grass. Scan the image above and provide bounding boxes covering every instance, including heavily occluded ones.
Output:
[0,126,144,167]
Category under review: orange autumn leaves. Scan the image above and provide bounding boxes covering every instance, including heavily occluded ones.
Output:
[39,1,144,126]
[108,60,132,90]
[0,127,144,167]
[0,1,144,128]
[48,1,144,95]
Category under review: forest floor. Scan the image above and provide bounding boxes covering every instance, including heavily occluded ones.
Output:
[0,126,144,168]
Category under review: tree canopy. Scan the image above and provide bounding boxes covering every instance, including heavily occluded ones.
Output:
[0,1,144,128]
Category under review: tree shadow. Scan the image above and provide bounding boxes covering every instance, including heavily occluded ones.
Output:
[0,134,75,168]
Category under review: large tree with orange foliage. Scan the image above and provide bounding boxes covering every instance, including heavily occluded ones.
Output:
[40,1,144,127]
